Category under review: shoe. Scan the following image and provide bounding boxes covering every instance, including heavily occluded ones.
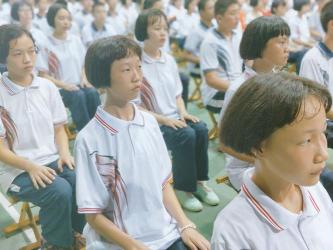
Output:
[175,190,203,212]
[193,182,220,206]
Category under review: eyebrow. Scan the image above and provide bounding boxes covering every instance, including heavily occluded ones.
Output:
[302,121,328,134]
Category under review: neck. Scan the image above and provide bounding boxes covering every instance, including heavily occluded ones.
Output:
[38,9,46,16]
[94,20,104,30]
[22,23,31,30]
[53,30,67,40]
[252,161,303,213]
[104,95,134,121]
[217,25,232,37]
[201,17,212,28]
[298,12,304,18]
[323,34,333,52]
[252,58,275,74]
[8,73,33,87]
[143,43,161,59]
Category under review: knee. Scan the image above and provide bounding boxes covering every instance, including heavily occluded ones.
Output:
[180,127,196,143]
[85,88,99,98]
[194,121,208,135]
[48,178,73,203]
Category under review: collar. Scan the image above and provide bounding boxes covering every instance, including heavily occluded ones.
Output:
[200,20,211,30]
[49,34,71,45]
[317,42,333,59]
[142,49,167,64]
[92,22,106,32]
[243,65,257,79]
[1,72,39,96]
[213,28,236,40]
[241,168,321,232]
[94,104,145,135]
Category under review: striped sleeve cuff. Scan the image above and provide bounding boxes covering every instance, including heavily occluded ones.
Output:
[162,173,173,189]
[78,208,103,214]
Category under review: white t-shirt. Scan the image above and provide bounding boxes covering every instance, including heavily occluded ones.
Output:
[75,105,180,250]
[141,50,183,119]
[211,168,333,250]
[200,29,243,105]
[300,42,333,97]
[0,73,67,193]
[106,12,127,35]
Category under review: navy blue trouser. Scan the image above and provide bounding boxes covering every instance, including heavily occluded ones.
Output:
[8,161,86,248]
[60,86,101,131]
[160,120,209,192]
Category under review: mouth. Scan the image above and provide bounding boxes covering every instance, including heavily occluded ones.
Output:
[24,65,33,70]
[310,167,325,176]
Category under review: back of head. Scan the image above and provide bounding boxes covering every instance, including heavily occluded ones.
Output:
[240,16,290,60]
[85,36,142,88]
[220,72,332,155]
[321,0,333,33]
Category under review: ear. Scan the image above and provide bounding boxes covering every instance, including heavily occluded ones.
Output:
[215,14,223,24]
[252,140,268,159]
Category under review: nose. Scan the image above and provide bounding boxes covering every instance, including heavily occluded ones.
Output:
[132,68,142,83]
[23,51,32,63]
[314,136,328,163]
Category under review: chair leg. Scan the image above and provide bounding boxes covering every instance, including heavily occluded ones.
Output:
[208,111,218,140]
[189,78,202,102]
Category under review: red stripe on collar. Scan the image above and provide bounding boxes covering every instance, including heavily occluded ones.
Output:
[95,113,118,134]
[308,191,320,213]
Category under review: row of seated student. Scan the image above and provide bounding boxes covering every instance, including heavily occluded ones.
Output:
[1,0,333,249]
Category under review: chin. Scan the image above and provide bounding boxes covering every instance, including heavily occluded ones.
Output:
[301,176,321,187]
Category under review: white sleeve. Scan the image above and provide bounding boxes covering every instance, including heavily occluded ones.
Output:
[170,55,183,97]
[184,31,200,54]
[200,41,219,73]
[0,117,6,138]
[74,138,110,214]
[299,55,324,84]
[81,25,93,47]
[48,82,68,126]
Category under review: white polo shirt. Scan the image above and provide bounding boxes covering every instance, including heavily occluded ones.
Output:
[0,73,67,193]
[219,66,257,190]
[141,50,183,119]
[42,34,86,86]
[200,29,243,105]
[74,10,94,30]
[81,22,116,47]
[118,3,139,35]
[106,12,127,35]
[300,42,333,98]
[211,168,333,250]
[75,105,180,250]
[289,14,311,44]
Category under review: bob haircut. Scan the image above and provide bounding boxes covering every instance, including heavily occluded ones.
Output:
[220,72,332,156]
[271,0,286,14]
[85,36,142,89]
[47,3,69,28]
[214,0,238,16]
[240,16,290,60]
[293,0,310,11]
[0,24,37,64]
[135,9,168,42]
[321,0,333,33]
[11,1,34,22]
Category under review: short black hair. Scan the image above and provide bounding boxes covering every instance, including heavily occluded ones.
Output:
[0,24,36,64]
[240,16,290,60]
[198,0,210,12]
[249,0,259,7]
[220,72,332,156]
[47,3,68,28]
[85,36,142,88]
[293,0,310,11]
[214,0,238,16]
[143,0,161,9]
[271,0,286,14]
[92,1,106,11]
[321,0,333,33]
[135,8,168,42]
[11,1,34,22]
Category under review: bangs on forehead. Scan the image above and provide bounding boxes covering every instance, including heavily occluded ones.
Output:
[267,20,290,38]
[147,14,166,26]
[112,40,142,61]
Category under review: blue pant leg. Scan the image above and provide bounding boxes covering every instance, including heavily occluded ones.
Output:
[80,87,101,119]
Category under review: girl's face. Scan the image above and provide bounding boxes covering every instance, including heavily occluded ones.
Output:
[146,17,168,48]
[54,8,72,32]
[274,4,287,17]
[108,55,142,102]
[18,4,33,26]
[259,96,328,187]
[6,34,36,79]
[262,35,289,68]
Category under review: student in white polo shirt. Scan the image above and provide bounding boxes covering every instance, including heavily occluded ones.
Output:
[40,3,101,131]
[0,24,85,250]
[200,0,242,114]
[74,0,94,31]
[135,9,220,212]
[300,0,333,200]
[75,36,210,250]
[219,16,290,191]
[106,0,127,35]
[212,73,333,249]
[82,2,116,47]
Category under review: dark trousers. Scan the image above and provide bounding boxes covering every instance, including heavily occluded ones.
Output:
[321,168,333,202]
[160,120,209,192]
[180,72,189,107]
[167,238,188,250]
[8,161,86,248]
[60,87,100,131]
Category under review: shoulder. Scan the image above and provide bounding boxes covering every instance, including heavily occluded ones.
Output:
[302,46,321,62]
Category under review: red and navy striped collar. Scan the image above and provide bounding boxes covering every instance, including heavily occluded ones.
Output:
[1,72,39,96]
[94,104,145,135]
[241,169,321,232]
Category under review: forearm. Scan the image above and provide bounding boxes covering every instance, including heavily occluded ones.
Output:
[0,140,35,171]
[162,183,192,228]
[204,72,229,92]
[39,72,68,89]
[86,213,137,249]
[54,125,70,157]
[176,96,187,116]
[220,142,254,163]
[183,51,200,64]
